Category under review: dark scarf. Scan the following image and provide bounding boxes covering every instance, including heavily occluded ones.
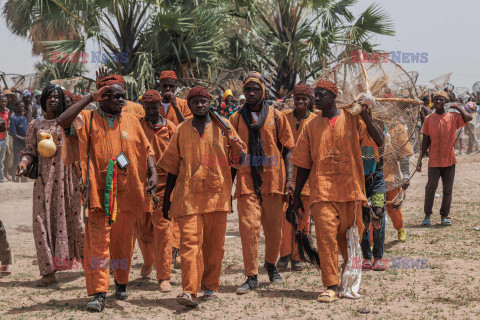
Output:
[239,100,270,201]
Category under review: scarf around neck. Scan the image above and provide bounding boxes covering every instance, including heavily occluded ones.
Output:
[239,100,270,201]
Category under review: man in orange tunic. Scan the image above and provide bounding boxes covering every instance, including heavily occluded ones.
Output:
[416,91,472,226]
[134,89,177,291]
[158,70,193,268]
[229,71,295,294]
[291,81,384,302]
[57,74,158,312]
[278,83,316,271]
[160,86,245,307]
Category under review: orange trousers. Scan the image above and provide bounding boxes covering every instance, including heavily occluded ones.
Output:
[386,187,405,230]
[176,212,228,295]
[84,209,136,296]
[280,195,311,261]
[134,213,155,268]
[237,194,283,276]
[134,203,173,280]
[311,201,363,288]
[171,219,181,250]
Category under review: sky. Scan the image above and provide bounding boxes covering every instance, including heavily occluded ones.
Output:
[0,0,479,91]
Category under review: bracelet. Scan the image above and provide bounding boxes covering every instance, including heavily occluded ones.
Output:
[286,177,294,181]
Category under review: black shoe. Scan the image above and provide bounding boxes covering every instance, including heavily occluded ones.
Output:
[276,254,290,271]
[236,275,259,294]
[86,292,106,312]
[264,261,282,284]
[114,281,128,300]
[291,260,304,271]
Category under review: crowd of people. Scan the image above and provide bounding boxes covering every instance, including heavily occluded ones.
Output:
[0,68,475,312]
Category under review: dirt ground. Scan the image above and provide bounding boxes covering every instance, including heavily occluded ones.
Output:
[1,154,480,320]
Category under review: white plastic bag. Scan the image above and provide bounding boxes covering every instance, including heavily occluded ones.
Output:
[339,224,362,299]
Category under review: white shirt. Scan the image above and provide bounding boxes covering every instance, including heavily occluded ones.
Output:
[161,102,170,114]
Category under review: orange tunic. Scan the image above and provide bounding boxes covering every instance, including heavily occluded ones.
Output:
[123,100,145,116]
[383,124,413,192]
[283,109,316,196]
[138,117,176,199]
[229,107,295,199]
[75,109,154,213]
[159,97,192,125]
[421,112,466,167]
[159,118,244,217]
[291,110,377,205]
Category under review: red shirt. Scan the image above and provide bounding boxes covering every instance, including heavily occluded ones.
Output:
[328,115,339,128]
[421,112,466,167]
[0,109,8,140]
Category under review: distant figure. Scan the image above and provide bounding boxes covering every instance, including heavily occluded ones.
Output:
[9,101,28,182]
[416,91,473,226]
[0,117,13,277]
[219,89,237,118]
[0,96,9,183]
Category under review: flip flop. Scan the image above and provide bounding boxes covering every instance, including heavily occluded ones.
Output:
[421,218,430,226]
[441,218,452,226]
[317,289,338,303]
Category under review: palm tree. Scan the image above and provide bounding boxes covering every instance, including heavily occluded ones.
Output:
[3,0,394,99]
[3,0,228,96]
[226,0,395,98]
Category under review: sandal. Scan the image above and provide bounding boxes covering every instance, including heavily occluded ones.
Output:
[421,218,430,227]
[202,290,218,301]
[441,218,452,226]
[317,289,338,303]
[176,292,198,308]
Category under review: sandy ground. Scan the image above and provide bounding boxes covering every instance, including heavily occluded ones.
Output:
[1,155,480,320]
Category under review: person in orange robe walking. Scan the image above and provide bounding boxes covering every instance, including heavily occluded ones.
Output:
[157,70,193,268]
[57,72,158,312]
[291,81,384,303]
[160,86,245,307]
[229,71,295,294]
[134,89,177,291]
[383,123,413,242]
[416,91,472,226]
[278,83,316,271]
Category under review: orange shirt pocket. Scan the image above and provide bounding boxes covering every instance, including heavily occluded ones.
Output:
[188,164,222,194]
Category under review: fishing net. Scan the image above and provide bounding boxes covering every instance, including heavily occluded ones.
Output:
[0,73,25,92]
[453,87,469,102]
[472,81,480,97]
[317,51,421,168]
[408,71,419,85]
[429,73,452,90]
[51,77,82,92]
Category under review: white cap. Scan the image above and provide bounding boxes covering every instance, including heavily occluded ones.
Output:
[239,94,245,100]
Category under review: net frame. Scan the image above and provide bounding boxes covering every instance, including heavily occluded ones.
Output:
[317,52,422,160]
